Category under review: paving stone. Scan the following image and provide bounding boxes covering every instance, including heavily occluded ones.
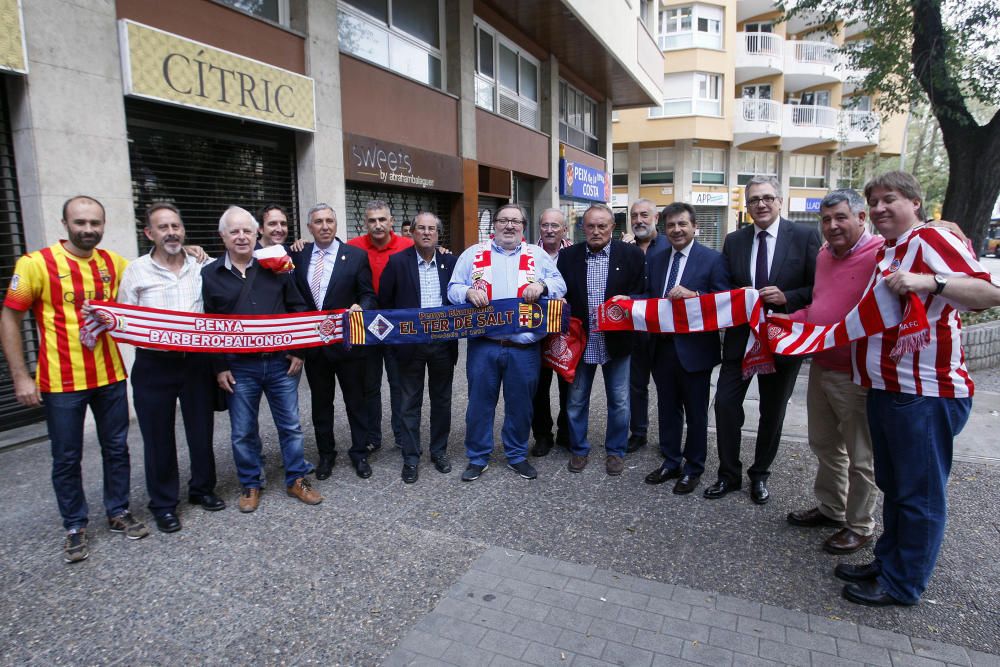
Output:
[731,654,783,667]
[660,617,711,643]
[522,641,576,666]
[450,580,513,610]
[618,606,668,633]
[571,656,618,667]
[857,625,913,652]
[646,595,693,620]
[435,597,520,633]
[604,588,652,609]
[969,650,1000,667]
[808,614,861,642]
[564,577,611,600]
[398,629,453,659]
[681,639,735,666]
[708,627,759,656]
[535,586,581,610]
[478,628,531,660]
[381,648,422,667]
[786,625,838,654]
[735,616,786,643]
[632,628,685,657]
[889,652,948,667]
[651,656,705,667]
[836,638,891,666]
[504,596,552,622]
[690,605,738,631]
[552,560,598,580]
[441,642,498,667]
[521,568,571,591]
[591,569,638,590]
[758,639,811,667]
[493,576,542,601]
[511,618,564,645]
[912,638,973,666]
[585,617,639,646]
[490,655,529,667]
[759,603,810,630]
[602,639,654,667]
[576,595,624,621]
[545,606,595,633]
[460,569,503,590]
[554,628,607,659]
[414,613,488,645]
[630,578,676,601]
[520,553,559,573]
[672,586,716,609]
[714,594,762,619]
[809,651,865,667]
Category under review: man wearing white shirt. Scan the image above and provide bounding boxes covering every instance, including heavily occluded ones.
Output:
[118,203,225,533]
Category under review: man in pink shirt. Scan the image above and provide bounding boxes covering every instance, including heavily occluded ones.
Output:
[348,200,414,452]
[783,189,881,555]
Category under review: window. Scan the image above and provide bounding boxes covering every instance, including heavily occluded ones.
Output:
[639,0,655,29]
[640,148,675,185]
[789,154,827,188]
[692,148,726,185]
[338,0,444,89]
[560,81,600,154]
[613,150,629,187]
[658,4,723,50]
[650,72,722,117]
[218,0,286,24]
[475,19,540,129]
[835,157,862,189]
[737,151,778,185]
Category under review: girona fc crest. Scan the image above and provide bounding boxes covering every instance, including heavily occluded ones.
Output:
[93,307,122,331]
[889,259,901,272]
[605,303,628,322]
[766,323,789,341]
[316,314,339,343]
[548,335,572,364]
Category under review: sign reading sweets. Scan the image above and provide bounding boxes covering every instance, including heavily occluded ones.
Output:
[559,159,610,202]
[0,0,27,74]
[343,134,463,192]
[118,20,316,132]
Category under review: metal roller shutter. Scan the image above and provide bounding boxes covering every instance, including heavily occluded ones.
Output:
[694,206,724,250]
[0,78,44,431]
[126,99,299,257]
[344,184,454,251]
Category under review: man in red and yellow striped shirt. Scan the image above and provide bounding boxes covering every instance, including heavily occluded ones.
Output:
[1,195,148,564]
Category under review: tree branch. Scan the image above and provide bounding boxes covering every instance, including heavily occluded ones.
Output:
[909,0,976,131]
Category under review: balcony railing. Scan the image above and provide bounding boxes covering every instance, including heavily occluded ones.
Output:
[788,104,839,129]
[649,97,722,118]
[786,40,839,66]
[738,32,783,59]
[739,98,782,123]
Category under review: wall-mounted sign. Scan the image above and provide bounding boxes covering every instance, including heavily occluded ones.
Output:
[119,20,316,132]
[692,191,728,206]
[610,194,629,208]
[0,0,28,74]
[805,197,823,213]
[559,159,609,203]
[790,197,824,213]
[344,133,463,192]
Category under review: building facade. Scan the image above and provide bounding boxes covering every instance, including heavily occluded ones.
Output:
[0,0,663,430]
[611,0,906,247]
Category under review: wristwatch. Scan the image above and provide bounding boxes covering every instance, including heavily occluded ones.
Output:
[933,274,947,295]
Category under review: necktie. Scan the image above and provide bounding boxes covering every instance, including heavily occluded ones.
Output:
[754,231,769,290]
[310,248,326,308]
[664,251,682,296]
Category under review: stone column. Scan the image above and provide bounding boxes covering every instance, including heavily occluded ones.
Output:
[532,55,560,218]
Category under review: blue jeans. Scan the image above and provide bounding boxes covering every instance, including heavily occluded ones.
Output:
[464,338,540,466]
[866,389,971,603]
[43,380,131,530]
[226,355,309,487]
[567,355,630,457]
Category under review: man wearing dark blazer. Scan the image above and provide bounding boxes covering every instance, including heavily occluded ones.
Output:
[290,203,377,480]
[706,176,820,504]
[559,204,646,476]
[378,212,458,484]
[642,203,730,495]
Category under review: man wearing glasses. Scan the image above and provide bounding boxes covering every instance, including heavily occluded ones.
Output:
[705,176,820,505]
[448,204,566,482]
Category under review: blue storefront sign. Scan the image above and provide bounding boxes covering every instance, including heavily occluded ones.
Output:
[805,198,823,213]
[559,159,609,203]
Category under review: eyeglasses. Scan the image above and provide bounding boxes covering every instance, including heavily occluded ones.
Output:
[495,218,525,227]
[747,195,778,207]
[539,223,562,230]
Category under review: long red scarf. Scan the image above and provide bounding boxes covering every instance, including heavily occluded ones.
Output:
[471,240,537,299]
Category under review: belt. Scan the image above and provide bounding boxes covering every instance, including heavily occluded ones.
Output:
[481,338,538,350]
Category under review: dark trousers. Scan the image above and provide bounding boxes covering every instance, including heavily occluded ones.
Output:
[131,350,217,516]
[364,346,403,447]
[651,338,711,477]
[531,364,569,445]
[395,344,455,466]
[44,380,131,531]
[713,356,803,485]
[629,333,653,438]
[305,353,369,465]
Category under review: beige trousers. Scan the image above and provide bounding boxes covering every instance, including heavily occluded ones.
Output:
[806,363,877,535]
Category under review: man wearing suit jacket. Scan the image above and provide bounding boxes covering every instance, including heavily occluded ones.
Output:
[290,203,377,480]
[706,176,820,504]
[559,204,646,476]
[379,213,458,483]
[642,203,730,495]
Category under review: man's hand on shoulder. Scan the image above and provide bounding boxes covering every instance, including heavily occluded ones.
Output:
[183,245,208,262]
[289,238,307,253]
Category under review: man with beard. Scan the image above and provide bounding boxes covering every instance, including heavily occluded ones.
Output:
[117,203,225,533]
[2,196,149,563]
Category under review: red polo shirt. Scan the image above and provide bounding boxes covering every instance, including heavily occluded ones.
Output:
[348,232,414,292]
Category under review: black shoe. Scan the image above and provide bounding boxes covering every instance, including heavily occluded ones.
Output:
[834,561,881,584]
[703,479,739,499]
[530,436,554,457]
[842,580,912,607]
[508,460,538,480]
[365,441,382,454]
[431,454,452,474]
[625,435,647,453]
[673,474,700,495]
[750,480,770,505]
[315,454,336,480]
[644,465,682,485]
[188,493,226,511]
[401,464,418,484]
[354,459,373,479]
[461,463,488,482]
[155,513,181,533]
[787,507,842,527]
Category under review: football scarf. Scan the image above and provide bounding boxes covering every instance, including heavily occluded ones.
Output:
[471,240,538,299]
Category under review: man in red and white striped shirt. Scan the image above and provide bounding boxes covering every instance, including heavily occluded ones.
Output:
[836,171,1000,607]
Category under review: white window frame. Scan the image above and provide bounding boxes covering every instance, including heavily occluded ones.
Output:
[338,0,446,89]
[474,18,541,130]
[737,150,778,185]
[692,147,726,185]
[639,147,675,185]
[650,72,723,118]
[218,0,290,25]
[789,154,828,188]
[658,4,724,50]
[835,157,862,189]
[559,80,600,154]
[613,150,629,186]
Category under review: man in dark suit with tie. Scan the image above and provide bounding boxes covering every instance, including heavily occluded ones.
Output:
[378,212,458,483]
[641,203,730,495]
[290,203,377,480]
[705,176,820,504]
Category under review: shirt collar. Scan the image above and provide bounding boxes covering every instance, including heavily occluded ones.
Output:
[586,242,611,258]
[224,252,254,272]
[313,240,339,256]
[753,221,780,239]
[490,238,524,255]
[671,240,694,258]
[417,251,437,267]
[825,230,873,259]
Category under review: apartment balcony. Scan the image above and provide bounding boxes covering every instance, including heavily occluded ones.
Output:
[735,32,784,84]
[734,99,782,145]
[840,110,880,150]
[737,0,776,22]
[783,41,842,92]
[838,57,870,94]
[782,104,838,150]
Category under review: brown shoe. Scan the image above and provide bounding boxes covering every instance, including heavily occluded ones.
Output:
[787,507,843,528]
[238,487,261,513]
[287,477,323,505]
[568,454,588,473]
[606,455,624,476]
[823,528,872,555]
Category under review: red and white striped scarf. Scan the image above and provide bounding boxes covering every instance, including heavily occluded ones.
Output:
[597,281,928,378]
[471,238,537,299]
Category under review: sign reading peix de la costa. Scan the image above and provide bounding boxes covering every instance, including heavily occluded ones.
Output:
[118,20,316,132]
